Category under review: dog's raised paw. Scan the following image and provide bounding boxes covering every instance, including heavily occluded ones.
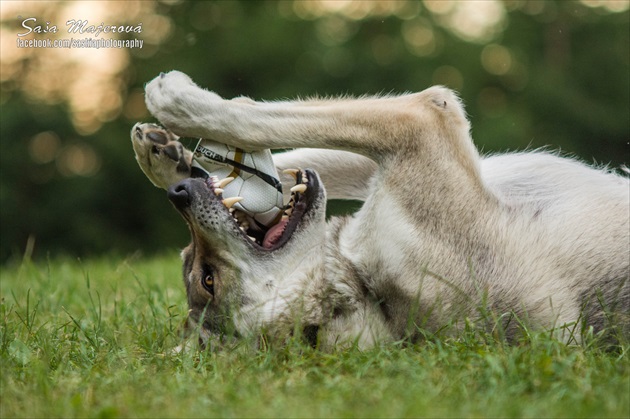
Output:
[144,71,222,138]
[131,123,192,189]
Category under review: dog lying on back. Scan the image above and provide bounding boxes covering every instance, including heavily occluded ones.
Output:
[132,71,629,349]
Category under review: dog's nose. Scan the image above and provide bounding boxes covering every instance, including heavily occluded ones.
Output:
[168,180,192,209]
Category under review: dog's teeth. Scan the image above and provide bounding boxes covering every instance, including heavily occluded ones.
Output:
[247,235,257,242]
[282,214,289,221]
[222,197,244,208]
[285,207,293,216]
[283,169,300,179]
[210,175,219,183]
[301,170,308,183]
[214,188,224,196]
[229,208,235,214]
[218,177,235,188]
[290,184,307,193]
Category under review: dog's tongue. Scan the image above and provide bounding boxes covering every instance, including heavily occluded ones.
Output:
[262,219,288,248]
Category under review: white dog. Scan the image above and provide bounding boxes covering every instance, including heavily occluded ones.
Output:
[132,71,629,349]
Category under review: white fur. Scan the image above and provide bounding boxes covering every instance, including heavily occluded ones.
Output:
[134,71,629,348]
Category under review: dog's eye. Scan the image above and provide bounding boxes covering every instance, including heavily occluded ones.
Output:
[201,266,214,295]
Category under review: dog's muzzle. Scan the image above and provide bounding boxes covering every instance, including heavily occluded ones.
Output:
[168,179,193,209]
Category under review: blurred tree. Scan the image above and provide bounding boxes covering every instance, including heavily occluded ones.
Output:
[0,0,628,262]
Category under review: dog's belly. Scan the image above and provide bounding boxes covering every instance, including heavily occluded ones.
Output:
[330,152,629,341]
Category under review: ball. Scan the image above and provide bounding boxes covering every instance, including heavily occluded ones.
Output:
[191,139,284,231]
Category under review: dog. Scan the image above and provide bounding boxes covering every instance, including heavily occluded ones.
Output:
[131,71,629,349]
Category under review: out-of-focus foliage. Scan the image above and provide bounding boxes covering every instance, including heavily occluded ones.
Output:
[0,0,628,262]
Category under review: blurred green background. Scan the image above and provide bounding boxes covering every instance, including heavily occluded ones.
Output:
[0,0,628,262]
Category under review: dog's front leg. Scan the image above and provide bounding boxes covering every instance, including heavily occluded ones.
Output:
[145,71,392,154]
[145,71,466,160]
[146,71,485,196]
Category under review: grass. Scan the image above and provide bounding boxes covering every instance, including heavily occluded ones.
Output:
[1,255,628,418]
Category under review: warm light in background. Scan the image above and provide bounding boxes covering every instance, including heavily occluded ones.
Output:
[3,0,628,134]
[581,0,630,12]
[481,44,513,76]
[1,0,174,180]
[1,0,628,182]
[0,0,172,135]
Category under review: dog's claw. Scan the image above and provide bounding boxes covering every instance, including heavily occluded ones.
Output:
[222,196,244,208]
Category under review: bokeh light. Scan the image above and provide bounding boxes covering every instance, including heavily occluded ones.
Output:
[0,0,627,261]
[481,44,513,76]
[0,0,171,136]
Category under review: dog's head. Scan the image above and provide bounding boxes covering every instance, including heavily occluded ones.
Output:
[169,168,327,345]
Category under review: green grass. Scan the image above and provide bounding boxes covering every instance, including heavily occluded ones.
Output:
[1,255,628,418]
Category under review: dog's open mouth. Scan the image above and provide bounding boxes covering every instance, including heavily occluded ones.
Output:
[189,168,316,251]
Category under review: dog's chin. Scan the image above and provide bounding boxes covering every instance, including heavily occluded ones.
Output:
[169,168,324,253]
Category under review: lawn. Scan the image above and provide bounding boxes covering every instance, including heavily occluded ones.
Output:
[1,255,628,418]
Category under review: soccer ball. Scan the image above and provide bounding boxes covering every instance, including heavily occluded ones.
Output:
[192,139,284,231]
